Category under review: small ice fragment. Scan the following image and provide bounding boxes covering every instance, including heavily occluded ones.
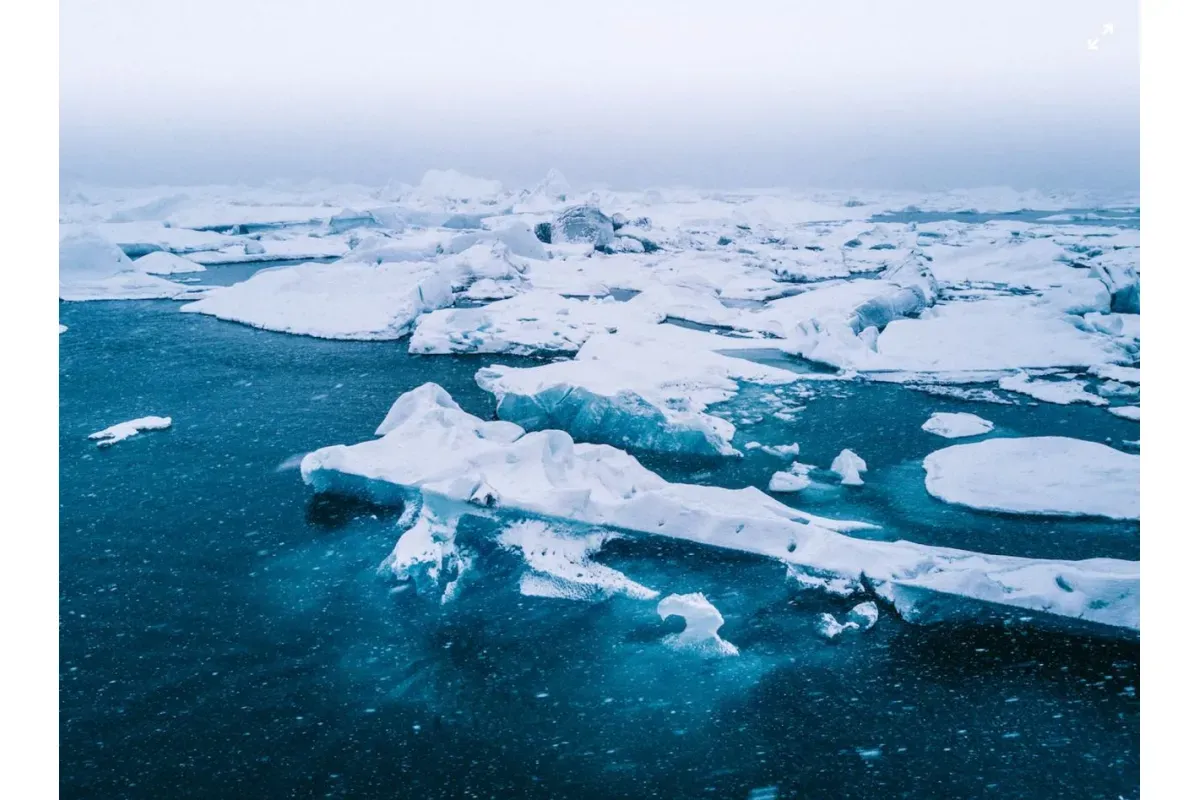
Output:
[1108,406,1140,421]
[88,416,172,447]
[657,593,738,656]
[59,324,68,334]
[768,469,811,493]
[830,449,867,485]
[921,412,994,439]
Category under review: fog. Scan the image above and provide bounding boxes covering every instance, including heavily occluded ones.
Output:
[60,0,1139,190]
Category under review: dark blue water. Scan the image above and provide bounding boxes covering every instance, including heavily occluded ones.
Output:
[60,301,1139,799]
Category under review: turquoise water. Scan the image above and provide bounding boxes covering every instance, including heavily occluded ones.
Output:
[60,301,1139,798]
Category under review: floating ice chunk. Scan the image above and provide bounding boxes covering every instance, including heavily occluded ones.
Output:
[551,205,615,247]
[133,251,206,275]
[817,602,879,640]
[830,449,867,485]
[657,593,739,656]
[60,230,200,301]
[88,416,172,447]
[447,222,548,261]
[382,504,471,603]
[180,261,455,340]
[1109,406,1140,421]
[476,328,796,457]
[411,290,659,356]
[1088,364,1140,384]
[998,372,1108,406]
[760,443,800,459]
[921,412,994,439]
[302,385,1139,634]
[59,324,68,334]
[768,465,813,493]
[499,520,658,602]
[924,436,1139,520]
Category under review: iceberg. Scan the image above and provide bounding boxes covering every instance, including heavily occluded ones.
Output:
[657,593,739,656]
[921,412,995,439]
[60,230,202,301]
[88,416,172,447]
[768,465,813,493]
[830,450,867,486]
[475,328,796,457]
[180,261,455,340]
[817,601,879,640]
[923,436,1139,520]
[302,384,1139,635]
[998,372,1108,406]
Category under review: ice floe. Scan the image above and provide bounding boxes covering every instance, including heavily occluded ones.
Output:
[302,384,1139,635]
[817,601,880,640]
[88,416,172,447]
[997,372,1108,406]
[921,412,995,438]
[657,593,739,656]
[60,230,203,301]
[923,436,1139,520]
[498,520,658,602]
[1108,406,1141,421]
[830,450,867,486]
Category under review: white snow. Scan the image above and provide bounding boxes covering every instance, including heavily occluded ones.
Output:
[1109,406,1140,421]
[998,372,1108,406]
[923,436,1139,520]
[921,412,995,439]
[830,449,867,485]
[133,251,206,275]
[180,261,455,340]
[768,466,813,493]
[60,230,202,301]
[302,384,1139,634]
[657,593,739,656]
[88,416,172,447]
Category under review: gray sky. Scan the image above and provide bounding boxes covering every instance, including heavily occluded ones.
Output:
[60,0,1139,190]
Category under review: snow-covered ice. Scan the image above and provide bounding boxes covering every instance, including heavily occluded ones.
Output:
[301,384,1139,634]
[830,450,867,486]
[998,372,1108,406]
[921,412,995,438]
[1109,406,1141,421]
[88,416,172,447]
[923,436,1139,520]
[657,593,739,656]
[817,601,880,640]
[60,230,203,301]
[498,520,658,602]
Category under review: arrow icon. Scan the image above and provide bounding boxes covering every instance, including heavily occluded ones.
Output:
[1103,23,1114,35]
[1087,38,1099,50]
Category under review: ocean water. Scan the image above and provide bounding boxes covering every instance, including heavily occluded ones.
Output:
[60,301,1139,799]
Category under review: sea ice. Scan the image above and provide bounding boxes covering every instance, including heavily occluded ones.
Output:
[657,593,739,656]
[133,251,206,275]
[88,416,172,447]
[923,436,1139,520]
[1109,406,1141,421]
[830,450,867,485]
[816,601,880,640]
[60,230,201,301]
[302,384,1139,634]
[180,261,455,339]
[768,465,813,493]
[921,412,995,439]
[997,372,1108,406]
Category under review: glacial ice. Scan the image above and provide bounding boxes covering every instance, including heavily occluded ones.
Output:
[550,205,616,247]
[997,372,1108,406]
[60,230,202,301]
[301,384,1139,634]
[768,464,814,493]
[921,412,994,439]
[817,601,880,640]
[475,328,796,457]
[88,416,172,447]
[180,261,455,340]
[657,593,739,656]
[923,436,1139,520]
[133,251,206,275]
[830,450,867,486]
[1109,406,1141,421]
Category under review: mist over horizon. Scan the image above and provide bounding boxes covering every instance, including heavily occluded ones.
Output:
[60,0,1139,192]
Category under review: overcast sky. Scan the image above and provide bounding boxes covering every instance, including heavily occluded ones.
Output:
[60,0,1139,191]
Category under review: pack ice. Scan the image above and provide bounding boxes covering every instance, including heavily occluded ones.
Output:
[301,384,1139,635]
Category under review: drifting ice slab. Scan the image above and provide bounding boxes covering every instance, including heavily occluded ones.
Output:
[301,384,1139,635]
